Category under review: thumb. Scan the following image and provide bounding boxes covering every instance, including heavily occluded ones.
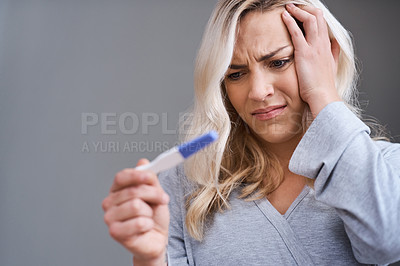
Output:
[136,158,150,167]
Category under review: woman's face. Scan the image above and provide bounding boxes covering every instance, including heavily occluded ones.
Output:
[224,8,305,146]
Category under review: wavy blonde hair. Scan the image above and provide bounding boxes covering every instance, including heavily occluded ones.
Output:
[180,0,359,241]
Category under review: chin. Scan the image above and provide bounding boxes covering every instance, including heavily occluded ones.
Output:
[251,125,304,145]
[262,133,297,144]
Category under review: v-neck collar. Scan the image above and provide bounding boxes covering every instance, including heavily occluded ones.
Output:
[283,185,311,219]
[253,185,314,265]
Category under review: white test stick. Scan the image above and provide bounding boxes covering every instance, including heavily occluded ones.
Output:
[135,131,218,174]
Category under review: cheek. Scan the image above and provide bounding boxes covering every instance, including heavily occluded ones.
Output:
[278,67,300,100]
[226,86,247,112]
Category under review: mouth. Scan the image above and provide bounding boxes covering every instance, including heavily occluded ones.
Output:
[251,105,287,120]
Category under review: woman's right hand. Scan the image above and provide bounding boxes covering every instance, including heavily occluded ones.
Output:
[102,159,170,266]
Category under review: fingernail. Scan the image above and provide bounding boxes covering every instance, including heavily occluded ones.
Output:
[283,10,290,17]
[287,3,295,8]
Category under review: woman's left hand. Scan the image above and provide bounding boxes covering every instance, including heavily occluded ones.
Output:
[282,3,341,117]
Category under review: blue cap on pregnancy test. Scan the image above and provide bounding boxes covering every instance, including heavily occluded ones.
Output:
[135,130,219,174]
[178,130,218,158]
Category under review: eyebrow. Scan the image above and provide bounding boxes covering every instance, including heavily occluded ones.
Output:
[229,45,291,69]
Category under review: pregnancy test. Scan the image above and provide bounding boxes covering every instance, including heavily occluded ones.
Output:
[135,131,218,174]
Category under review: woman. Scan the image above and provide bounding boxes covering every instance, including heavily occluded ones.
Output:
[102,0,400,265]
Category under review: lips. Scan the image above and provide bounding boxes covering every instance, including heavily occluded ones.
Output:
[251,105,287,120]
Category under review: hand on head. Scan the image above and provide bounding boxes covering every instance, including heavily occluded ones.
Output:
[282,3,341,117]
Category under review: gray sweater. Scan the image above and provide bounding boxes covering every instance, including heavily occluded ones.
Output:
[159,102,400,265]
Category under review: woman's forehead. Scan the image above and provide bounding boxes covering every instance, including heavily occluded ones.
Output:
[237,8,288,40]
[233,8,292,58]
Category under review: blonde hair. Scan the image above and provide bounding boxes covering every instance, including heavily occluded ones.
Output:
[181,0,360,241]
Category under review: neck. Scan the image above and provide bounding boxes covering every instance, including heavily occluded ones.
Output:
[264,133,304,169]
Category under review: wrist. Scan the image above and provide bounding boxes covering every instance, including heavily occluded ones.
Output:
[133,251,167,266]
[306,91,341,118]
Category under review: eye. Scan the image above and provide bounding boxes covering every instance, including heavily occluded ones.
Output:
[227,72,244,81]
[269,57,293,69]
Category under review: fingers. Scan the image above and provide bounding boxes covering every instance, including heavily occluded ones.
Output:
[104,198,153,225]
[109,217,155,241]
[102,159,170,260]
[103,184,169,211]
[136,158,150,167]
[282,9,308,49]
[103,170,169,244]
[298,5,329,39]
[285,3,318,43]
[283,4,329,44]
[109,167,158,193]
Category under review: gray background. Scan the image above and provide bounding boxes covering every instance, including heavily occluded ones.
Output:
[0,0,399,265]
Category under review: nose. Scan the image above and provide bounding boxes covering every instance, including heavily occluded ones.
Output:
[248,71,274,101]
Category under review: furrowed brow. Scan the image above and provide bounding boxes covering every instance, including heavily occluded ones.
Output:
[228,45,291,69]
[256,45,291,62]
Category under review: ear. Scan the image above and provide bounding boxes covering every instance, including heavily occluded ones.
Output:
[330,38,340,75]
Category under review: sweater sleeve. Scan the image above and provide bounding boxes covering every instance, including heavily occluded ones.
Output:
[158,165,191,266]
[289,101,400,265]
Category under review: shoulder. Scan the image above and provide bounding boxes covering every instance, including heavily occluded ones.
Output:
[158,164,183,195]
[158,164,197,198]
[373,140,400,171]
[374,139,400,153]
